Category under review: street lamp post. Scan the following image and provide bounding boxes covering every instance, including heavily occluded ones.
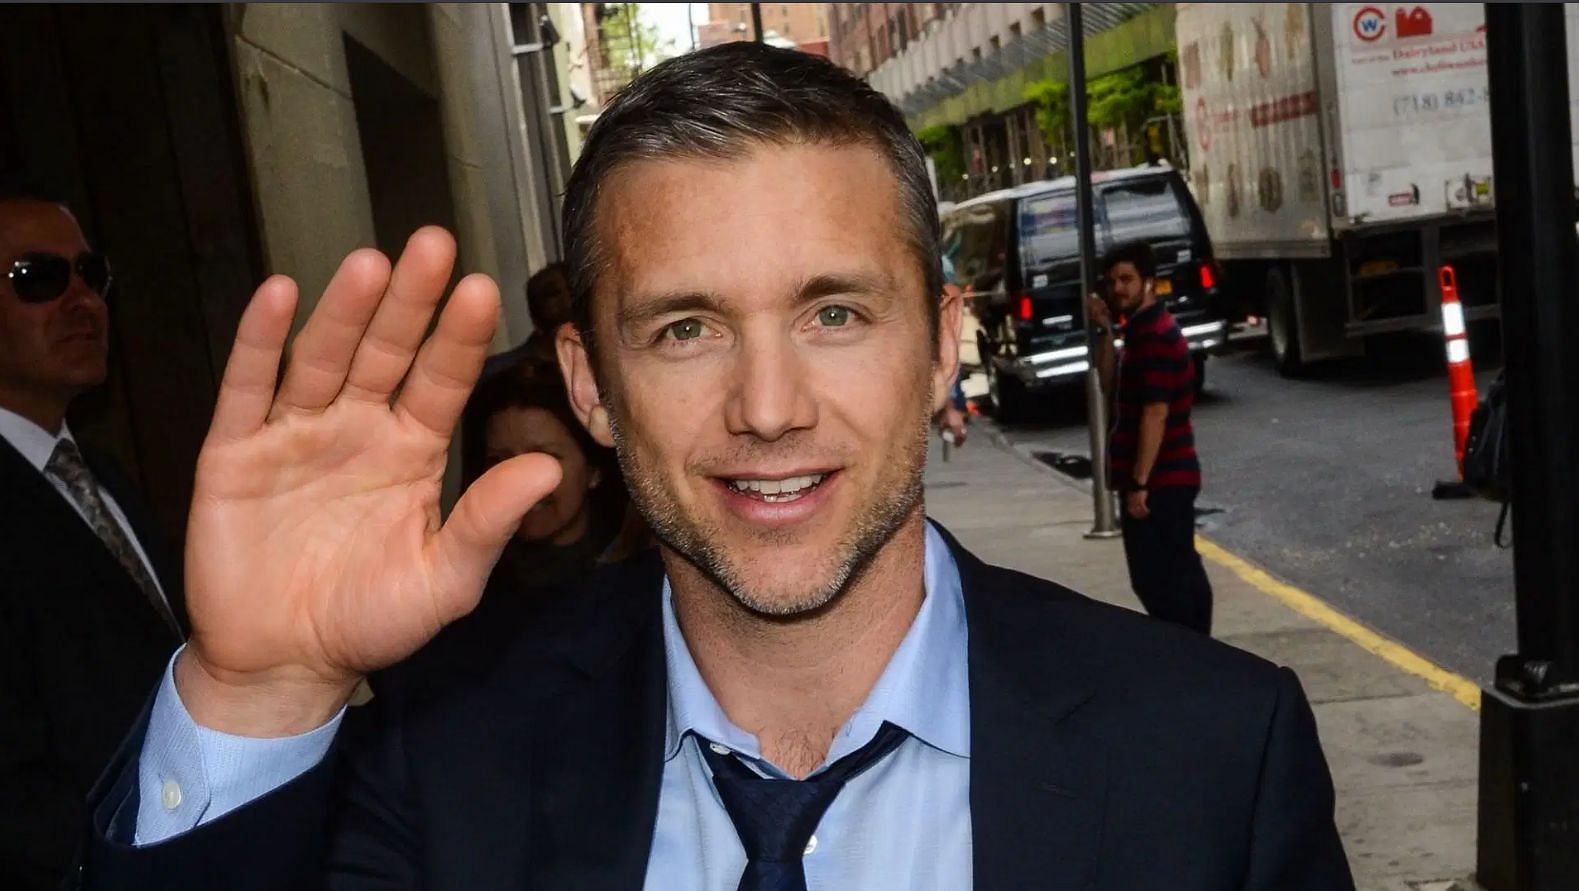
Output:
[1477,5,1579,889]
[1068,3,1119,538]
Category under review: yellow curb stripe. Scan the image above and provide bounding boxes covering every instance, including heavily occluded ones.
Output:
[1194,535,1482,712]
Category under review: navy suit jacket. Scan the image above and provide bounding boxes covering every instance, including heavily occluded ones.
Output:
[0,437,186,891]
[74,526,1353,890]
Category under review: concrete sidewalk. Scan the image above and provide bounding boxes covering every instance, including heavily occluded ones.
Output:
[923,422,1482,891]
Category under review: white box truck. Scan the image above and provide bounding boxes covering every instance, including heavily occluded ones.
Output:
[1176,2,1579,373]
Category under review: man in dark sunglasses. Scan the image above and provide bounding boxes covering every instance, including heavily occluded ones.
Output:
[0,187,187,891]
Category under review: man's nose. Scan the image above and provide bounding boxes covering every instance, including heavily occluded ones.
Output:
[724,330,817,442]
[60,273,106,311]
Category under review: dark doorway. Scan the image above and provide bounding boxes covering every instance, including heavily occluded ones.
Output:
[344,34,460,262]
[0,4,262,542]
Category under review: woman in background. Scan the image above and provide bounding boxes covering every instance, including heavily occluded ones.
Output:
[460,357,648,596]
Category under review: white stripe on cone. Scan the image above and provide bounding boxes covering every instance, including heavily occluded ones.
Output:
[1441,300,1466,338]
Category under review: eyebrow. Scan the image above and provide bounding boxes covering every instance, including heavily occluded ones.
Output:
[794,271,895,304]
[616,291,728,336]
[617,271,897,335]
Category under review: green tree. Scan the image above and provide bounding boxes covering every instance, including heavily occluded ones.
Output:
[916,124,965,188]
[1086,65,1180,135]
[1024,58,1181,166]
[601,3,677,73]
[1024,78,1071,152]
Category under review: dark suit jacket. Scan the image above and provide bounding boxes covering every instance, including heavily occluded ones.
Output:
[0,437,187,891]
[75,526,1353,890]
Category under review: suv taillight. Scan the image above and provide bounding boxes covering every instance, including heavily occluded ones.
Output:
[1199,262,1218,291]
[1018,295,1033,321]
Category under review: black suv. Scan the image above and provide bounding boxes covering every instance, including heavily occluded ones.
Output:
[942,166,1226,421]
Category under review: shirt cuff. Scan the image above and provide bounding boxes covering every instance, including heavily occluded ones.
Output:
[134,646,345,845]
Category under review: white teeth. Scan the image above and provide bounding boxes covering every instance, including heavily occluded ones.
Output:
[728,473,827,501]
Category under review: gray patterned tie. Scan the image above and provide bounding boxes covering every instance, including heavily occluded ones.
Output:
[46,439,180,637]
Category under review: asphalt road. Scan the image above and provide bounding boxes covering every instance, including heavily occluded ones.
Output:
[982,327,1516,684]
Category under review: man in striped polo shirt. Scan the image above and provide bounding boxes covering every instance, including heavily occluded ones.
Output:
[1089,240,1214,633]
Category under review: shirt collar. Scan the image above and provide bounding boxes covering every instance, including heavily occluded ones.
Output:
[0,404,72,473]
[1122,300,1166,333]
[661,521,970,768]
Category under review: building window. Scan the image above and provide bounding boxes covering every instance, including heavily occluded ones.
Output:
[971,46,982,61]
[1010,22,1022,39]
[989,35,1000,53]
[1031,8,1046,30]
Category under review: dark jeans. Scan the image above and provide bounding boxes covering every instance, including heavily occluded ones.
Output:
[1121,486,1214,634]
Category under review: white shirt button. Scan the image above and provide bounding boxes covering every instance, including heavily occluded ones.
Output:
[709,742,731,756]
[804,834,818,856]
[160,779,183,811]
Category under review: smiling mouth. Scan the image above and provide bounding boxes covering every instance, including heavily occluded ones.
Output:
[723,472,830,504]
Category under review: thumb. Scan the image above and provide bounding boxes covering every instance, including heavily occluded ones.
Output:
[429,452,562,612]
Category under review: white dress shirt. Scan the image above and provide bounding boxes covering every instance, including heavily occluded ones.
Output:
[0,403,171,611]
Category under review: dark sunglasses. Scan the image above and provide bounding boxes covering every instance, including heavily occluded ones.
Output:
[6,251,112,303]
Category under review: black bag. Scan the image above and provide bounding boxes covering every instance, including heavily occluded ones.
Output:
[1462,370,1512,546]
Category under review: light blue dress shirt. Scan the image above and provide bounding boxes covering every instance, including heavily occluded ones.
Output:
[134,524,974,889]
[645,522,973,889]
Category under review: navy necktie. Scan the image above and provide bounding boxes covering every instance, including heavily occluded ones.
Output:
[700,721,908,891]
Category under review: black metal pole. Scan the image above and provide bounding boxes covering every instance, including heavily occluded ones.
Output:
[1476,4,1579,889]
[750,3,764,43]
[1068,3,1117,537]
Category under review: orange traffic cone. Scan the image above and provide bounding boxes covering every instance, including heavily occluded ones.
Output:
[1439,265,1479,475]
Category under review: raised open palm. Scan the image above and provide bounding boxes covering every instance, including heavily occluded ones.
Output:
[178,228,560,734]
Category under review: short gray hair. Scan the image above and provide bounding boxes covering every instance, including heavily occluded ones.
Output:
[561,42,942,356]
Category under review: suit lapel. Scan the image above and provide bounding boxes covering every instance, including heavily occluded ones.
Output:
[0,436,154,610]
[515,527,1110,890]
[524,553,669,890]
[86,447,188,636]
[948,528,1111,891]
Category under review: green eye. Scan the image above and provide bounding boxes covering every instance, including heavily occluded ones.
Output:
[817,306,852,327]
[666,319,705,341]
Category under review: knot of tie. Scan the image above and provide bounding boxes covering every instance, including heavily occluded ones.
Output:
[46,438,94,492]
[699,721,908,891]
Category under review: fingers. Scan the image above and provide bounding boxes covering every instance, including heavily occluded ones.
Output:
[341,228,458,405]
[393,273,501,438]
[209,277,299,441]
[271,250,393,417]
[429,453,563,617]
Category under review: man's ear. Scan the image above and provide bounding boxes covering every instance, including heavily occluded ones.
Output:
[556,322,615,447]
[932,284,965,413]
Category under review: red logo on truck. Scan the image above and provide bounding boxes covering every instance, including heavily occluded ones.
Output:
[1353,6,1388,41]
[1395,6,1433,37]
[1396,6,1433,38]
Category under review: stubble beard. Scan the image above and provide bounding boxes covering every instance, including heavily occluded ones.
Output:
[606,395,933,619]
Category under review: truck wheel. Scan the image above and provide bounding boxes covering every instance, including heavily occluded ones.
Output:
[987,360,1030,424]
[1266,265,1305,377]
